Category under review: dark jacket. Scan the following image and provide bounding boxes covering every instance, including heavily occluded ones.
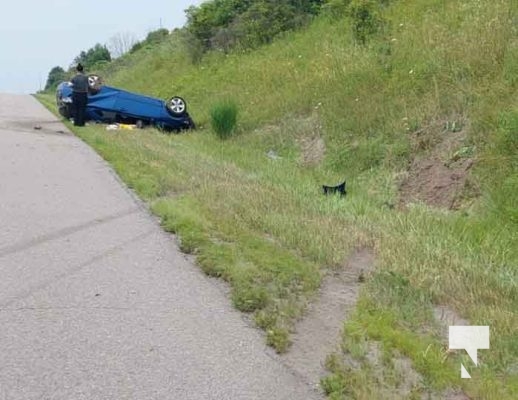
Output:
[71,73,89,93]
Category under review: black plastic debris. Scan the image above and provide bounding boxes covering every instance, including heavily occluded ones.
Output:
[322,180,346,197]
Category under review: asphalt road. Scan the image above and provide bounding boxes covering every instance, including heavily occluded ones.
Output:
[0,94,321,400]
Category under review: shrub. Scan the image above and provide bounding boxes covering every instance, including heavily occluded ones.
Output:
[210,100,238,139]
[322,0,352,17]
[348,0,383,45]
[185,0,324,53]
[73,43,112,69]
[44,66,67,91]
[145,28,170,45]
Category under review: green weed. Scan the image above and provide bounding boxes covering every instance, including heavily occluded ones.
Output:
[210,99,238,139]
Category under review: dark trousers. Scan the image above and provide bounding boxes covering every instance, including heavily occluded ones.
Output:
[72,92,88,126]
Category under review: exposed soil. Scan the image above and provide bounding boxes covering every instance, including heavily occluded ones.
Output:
[360,341,470,400]
[399,116,478,210]
[358,341,424,399]
[439,390,472,400]
[431,306,472,399]
[257,114,326,166]
[333,305,471,399]
[281,249,375,389]
[433,305,470,343]
[298,135,326,166]
[291,114,326,166]
[394,356,424,395]
[399,157,474,210]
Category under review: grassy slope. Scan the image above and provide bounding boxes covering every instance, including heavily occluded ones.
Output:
[39,0,518,398]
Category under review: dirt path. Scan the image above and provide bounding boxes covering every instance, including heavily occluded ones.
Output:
[282,249,375,390]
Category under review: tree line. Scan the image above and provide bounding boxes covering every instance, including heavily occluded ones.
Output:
[44,29,169,91]
[184,0,324,53]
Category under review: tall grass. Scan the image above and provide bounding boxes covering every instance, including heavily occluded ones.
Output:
[210,100,238,139]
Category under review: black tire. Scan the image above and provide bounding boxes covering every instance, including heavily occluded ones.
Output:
[166,96,187,116]
[88,74,103,95]
[58,105,72,119]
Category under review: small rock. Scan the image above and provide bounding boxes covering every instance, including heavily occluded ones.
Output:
[267,150,280,160]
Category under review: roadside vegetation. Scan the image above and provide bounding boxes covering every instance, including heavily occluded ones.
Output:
[210,99,239,139]
[38,0,517,398]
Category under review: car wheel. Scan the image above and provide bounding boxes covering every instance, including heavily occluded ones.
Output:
[88,74,103,95]
[59,105,72,119]
[166,96,187,116]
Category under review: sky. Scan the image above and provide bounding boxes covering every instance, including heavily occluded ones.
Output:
[0,0,204,94]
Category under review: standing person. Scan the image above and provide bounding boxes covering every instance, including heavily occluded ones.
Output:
[70,63,89,126]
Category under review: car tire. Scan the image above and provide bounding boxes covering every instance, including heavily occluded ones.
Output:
[88,74,103,95]
[166,96,187,116]
[58,105,72,119]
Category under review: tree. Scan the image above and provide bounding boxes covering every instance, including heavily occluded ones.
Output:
[348,0,383,45]
[144,28,170,44]
[231,1,310,49]
[184,0,324,52]
[129,28,171,54]
[44,66,67,91]
[108,32,137,58]
[73,43,112,69]
[185,0,253,49]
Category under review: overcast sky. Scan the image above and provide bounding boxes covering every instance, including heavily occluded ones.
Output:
[0,0,204,94]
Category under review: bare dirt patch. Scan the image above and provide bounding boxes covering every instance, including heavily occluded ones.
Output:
[357,341,470,400]
[331,304,471,399]
[256,114,326,166]
[429,306,471,400]
[281,249,375,389]
[434,305,470,343]
[298,135,326,166]
[399,116,478,209]
[399,157,474,210]
[439,389,472,400]
[359,342,425,399]
[292,114,326,166]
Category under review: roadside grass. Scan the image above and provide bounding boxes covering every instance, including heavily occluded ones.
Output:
[210,99,238,139]
[37,0,518,397]
[37,96,518,398]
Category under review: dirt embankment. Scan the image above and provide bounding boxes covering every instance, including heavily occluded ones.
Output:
[399,116,478,210]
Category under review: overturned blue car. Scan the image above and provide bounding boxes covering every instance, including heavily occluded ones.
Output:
[56,75,195,131]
